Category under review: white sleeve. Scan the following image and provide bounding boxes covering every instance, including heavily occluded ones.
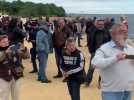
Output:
[91,49,118,69]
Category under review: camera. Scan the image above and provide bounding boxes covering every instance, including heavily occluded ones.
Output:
[10,43,29,60]
[10,43,22,56]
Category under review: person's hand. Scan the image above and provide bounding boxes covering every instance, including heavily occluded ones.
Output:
[63,72,68,78]
[116,52,126,61]
[5,47,12,55]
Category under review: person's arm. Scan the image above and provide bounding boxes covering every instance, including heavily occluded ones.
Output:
[59,49,69,78]
[48,22,55,34]
[87,28,95,53]
[0,47,12,62]
[43,34,50,53]
[91,49,118,69]
[36,31,43,51]
[0,51,6,62]
[66,26,73,38]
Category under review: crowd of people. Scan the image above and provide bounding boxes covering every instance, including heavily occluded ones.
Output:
[0,15,132,100]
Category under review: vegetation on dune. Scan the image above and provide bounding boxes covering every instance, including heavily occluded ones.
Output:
[0,0,66,17]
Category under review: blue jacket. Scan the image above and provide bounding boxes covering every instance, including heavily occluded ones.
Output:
[36,30,50,53]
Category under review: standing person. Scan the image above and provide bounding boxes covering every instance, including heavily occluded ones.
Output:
[1,16,10,32]
[92,23,134,100]
[7,17,26,70]
[7,17,26,45]
[53,19,72,78]
[74,20,82,47]
[122,19,128,29]
[104,17,115,31]
[61,37,85,100]
[36,24,51,83]
[46,17,54,53]
[26,19,39,73]
[0,30,28,100]
[85,18,111,87]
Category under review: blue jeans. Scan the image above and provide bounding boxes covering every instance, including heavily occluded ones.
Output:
[102,91,132,100]
[38,51,48,80]
[67,79,81,100]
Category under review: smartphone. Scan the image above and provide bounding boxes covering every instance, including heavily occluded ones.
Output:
[125,55,134,59]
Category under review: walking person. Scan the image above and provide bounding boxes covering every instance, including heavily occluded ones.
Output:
[53,19,72,78]
[26,19,39,73]
[85,18,111,87]
[92,23,134,100]
[74,20,82,47]
[61,37,86,100]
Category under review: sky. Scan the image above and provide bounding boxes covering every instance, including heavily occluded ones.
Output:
[7,0,134,14]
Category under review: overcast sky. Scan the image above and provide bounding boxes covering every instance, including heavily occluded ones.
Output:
[7,0,134,14]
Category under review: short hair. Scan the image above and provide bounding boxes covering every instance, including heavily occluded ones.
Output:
[94,18,104,26]
[0,35,8,41]
[96,17,104,22]
[110,23,124,33]
[65,37,75,46]
[110,23,127,39]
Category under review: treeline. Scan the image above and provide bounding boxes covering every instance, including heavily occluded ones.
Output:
[0,0,66,17]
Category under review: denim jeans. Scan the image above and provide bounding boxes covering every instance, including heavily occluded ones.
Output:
[102,91,132,100]
[67,79,81,100]
[38,51,48,80]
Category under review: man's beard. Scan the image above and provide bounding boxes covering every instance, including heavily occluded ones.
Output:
[115,35,127,48]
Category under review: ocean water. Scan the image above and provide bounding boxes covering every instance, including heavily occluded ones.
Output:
[70,14,134,40]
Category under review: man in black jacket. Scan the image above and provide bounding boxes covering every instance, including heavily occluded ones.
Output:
[85,18,111,87]
[25,19,39,73]
[61,37,85,100]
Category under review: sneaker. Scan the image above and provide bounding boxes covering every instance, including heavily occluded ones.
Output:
[53,74,63,78]
[41,80,52,83]
[29,70,38,73]
[84,82,90,87]
[62,78,67,82]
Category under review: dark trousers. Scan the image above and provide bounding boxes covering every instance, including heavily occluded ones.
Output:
[54,48,62,75]
[74,33,81,46]
[67,79,80,100]
[30,43,38,71]
[78,34,81,46]
[85,53,101,85]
